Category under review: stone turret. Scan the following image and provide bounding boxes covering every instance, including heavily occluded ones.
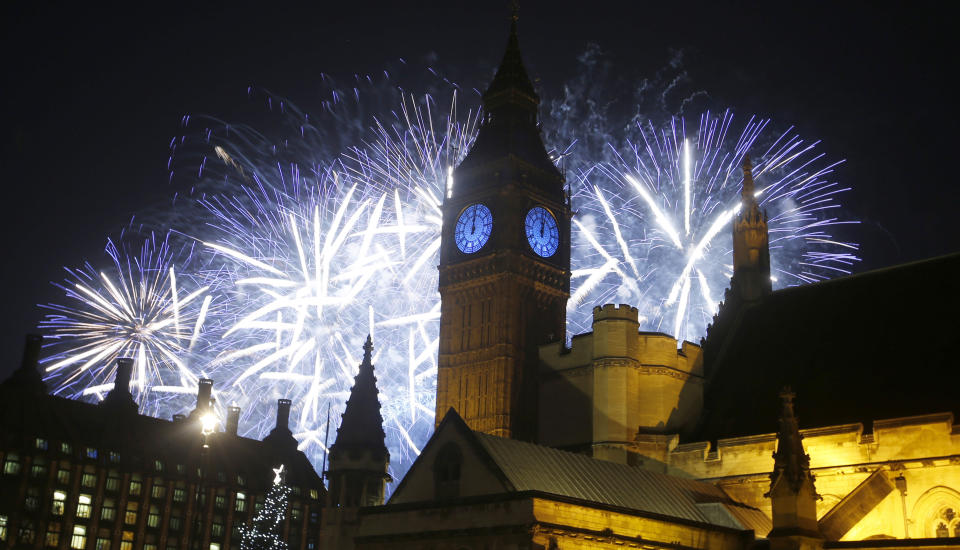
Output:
[767,388,823,550]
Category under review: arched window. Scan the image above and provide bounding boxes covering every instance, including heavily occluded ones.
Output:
[433,443,463,500]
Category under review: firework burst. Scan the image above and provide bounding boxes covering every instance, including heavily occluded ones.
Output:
[40,234,213,416]
[569,110,859,341]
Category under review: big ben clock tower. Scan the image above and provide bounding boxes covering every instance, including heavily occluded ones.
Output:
[435,16,571,441]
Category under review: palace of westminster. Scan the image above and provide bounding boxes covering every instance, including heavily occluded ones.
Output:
[2,16,959,550]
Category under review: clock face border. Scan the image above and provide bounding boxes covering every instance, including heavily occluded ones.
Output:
[525,206,560,258]
[454,203,494,254]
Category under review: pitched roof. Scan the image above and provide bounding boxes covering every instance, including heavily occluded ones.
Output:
[699,252,960,440]
[391,409,768,533]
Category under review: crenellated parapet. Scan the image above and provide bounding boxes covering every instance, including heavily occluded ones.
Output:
[538,303,704,464]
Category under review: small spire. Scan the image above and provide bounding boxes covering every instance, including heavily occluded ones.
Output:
[331,336,388,457]
[771,386,817,495]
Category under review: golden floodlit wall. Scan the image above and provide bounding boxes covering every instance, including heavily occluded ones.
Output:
[539,304,703,461]
[669,413,960,541]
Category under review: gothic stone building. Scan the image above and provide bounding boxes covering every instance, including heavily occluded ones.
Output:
[329,17,960,550]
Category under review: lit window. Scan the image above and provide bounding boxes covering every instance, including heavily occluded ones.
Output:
[31,462,48,478]
[154,460,163,472]
[25,488,41,511]
[290,507,301,521]
[0,514,8,542]
[234,492,247,512]
[52,490,68,515]
[70,526,86,550]
[211,523,224,537]
[309,511,318,525]
[96,538,111,550]
[3,453,21,475]
[57,469,71,485]
[147,506,161,528]
[151,484,166,500]
[82,473,97,488]
[101,499,117,521]
[76,494,93,519]
[215,495,225,509]
[210,543,221,550]
[168,517,181,531]
[36,438,49,450]
[85,448,98,459]
[309,489,318,500]
[109,452,120,463]
[176,464,185,475]
[19,520,36,544]
[236,473,245,486]
[173,488,186,503]
[120,531,134,550]
[61,443,72,454]
[45,522,61,547]
[144,545,158,550]
[105,473,120,492]
[129,480,142,496]
[124,502,138,525]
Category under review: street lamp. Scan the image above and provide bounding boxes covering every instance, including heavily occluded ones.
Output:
[193,409,218,550]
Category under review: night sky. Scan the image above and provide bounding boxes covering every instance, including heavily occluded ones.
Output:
[1,1,956,380]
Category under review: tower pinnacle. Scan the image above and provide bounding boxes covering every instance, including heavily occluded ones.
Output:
[742,154,756,207]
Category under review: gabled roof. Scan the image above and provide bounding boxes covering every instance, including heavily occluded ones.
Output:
[699,252,960,441]
[390,409,769,533]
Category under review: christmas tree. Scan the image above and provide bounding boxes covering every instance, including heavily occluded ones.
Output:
[240,465,291,550]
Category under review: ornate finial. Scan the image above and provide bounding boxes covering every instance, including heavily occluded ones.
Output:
[510,0,520,22]
[742,154,755,202]
[273,464,285,485]
[363,334,374,363]
[779,385,796,407]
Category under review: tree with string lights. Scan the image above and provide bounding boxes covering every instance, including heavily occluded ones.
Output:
[239,465,291,550]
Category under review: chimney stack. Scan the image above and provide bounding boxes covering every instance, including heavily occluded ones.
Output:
[276,399,291,431]
[21,334,43,372]
[196,379,213,411]
[264,398,297,451]
[100,357,138,412]
[114,358,133,394]
[226,406,241,436]
[9,334,46,392]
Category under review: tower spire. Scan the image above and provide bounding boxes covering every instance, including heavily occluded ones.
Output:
[481,4,538,116]
[741,154,757,207]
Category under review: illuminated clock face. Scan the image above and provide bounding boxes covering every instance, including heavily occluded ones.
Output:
[525,206,559,258]
[455,203,493,254]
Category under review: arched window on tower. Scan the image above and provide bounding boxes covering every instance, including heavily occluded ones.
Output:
[433,443,463,500]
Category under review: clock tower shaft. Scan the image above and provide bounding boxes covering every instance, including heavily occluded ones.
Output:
[435,18,570,441]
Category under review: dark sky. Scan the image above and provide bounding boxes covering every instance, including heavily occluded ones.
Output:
[1,1,956,379]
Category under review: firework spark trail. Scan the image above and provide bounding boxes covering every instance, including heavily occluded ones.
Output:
[570,109,859,342]
[39,234,213,418]
[40,64,859,489]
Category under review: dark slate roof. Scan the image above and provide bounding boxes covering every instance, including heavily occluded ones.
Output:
[453,20,562,195]
[473,430,767,529]
[392,409,768,533]
[482,19,538,103]
[0,364,324,492]
[698,252,960,441]
[331,335,388,457]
